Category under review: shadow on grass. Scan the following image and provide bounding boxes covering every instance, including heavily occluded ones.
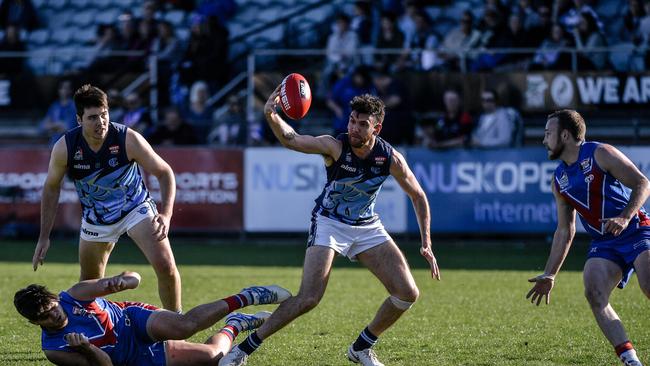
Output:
[0,236,593,271]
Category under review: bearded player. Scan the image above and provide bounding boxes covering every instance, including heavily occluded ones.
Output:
[527,110,650,366]
[220,88,440,366]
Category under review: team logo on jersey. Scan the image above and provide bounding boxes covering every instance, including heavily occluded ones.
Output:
[371,167,381,174]
[584,174,594,184]
[345,153,352,162]
[72,306,88,317]
[73,148,83,161]
[558,172,570,191]
[109,145,120,155]
[108,158,118,167]
[580,158,592,173]
[375,156,386,166]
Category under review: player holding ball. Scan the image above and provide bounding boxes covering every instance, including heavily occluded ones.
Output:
[220,74,440,366]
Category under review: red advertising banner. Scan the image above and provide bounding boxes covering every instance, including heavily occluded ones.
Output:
[0,147,243,233]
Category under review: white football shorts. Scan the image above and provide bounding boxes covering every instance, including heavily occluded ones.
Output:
[307,214,392,260]
[79,200,158,242]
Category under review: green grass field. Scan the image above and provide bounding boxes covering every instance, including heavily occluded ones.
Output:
[0,237,648,365]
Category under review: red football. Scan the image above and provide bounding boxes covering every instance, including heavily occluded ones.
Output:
[279,73,311,120]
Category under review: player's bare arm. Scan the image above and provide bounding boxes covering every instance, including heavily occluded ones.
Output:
[594,144,650,236]
[45,333,113,366]
[265,86,342,160]
[67,271,142,301]
[527,178,576,305]
[389,148,440,280]
[33,137,68,271]
[126,129,176,240]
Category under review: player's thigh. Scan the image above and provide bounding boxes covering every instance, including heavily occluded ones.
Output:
[165,340,220,366]
[583,257,622,301]
[78,239,115,280]
[127,218,177,270]
[633,249,650,297]
[146,310,187,341]
[297,246,337,299]
[356,240,417,298]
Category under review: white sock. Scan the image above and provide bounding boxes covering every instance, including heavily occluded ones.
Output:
[620,349,641,364]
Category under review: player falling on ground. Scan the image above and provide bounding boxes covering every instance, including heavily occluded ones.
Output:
[32,84,182,312]
[14,271,291,365]
[220,91,440,366]
[527,110,650,366]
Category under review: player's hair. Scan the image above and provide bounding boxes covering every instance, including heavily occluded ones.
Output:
[350,94,385,125]
[73,84,108,119]
[548,109,586,141]
[14,284,59,321]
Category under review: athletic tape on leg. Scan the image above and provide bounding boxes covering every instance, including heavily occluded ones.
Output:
[389,295,414,310]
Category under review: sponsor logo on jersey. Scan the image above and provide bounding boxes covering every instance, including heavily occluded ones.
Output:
[82,228,99,237]
[108,158,118,167]
[580,158,592,173]
[73,164,91,170]
[109,145,119,155]
[340,164,356,172]
[375,156,386,166]
[558,172,569,191]
[345,153,352,162]
[73,148,83,161]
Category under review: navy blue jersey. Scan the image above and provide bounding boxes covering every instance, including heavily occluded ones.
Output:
[41,292,161,365]
[313,134,393,225]
[65,123,151,225]
[554,141,650,242]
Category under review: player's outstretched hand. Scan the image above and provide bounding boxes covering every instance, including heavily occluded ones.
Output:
[264,85,281,115]
[526,274,555,305]
[65,332,91,350]
[420,246,440,281]
[32,239,51,271]
[599,216,630,236]
[152,213,170,241]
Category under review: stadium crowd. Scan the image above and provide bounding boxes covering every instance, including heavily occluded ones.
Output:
[0,0,647,147]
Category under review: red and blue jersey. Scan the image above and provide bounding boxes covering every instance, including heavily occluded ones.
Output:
[41,291,162,365]
[553,141,650,242]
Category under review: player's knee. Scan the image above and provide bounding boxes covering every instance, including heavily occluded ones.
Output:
[152,260,179,280]
[389,293,417,311]
[296,293,322,312]
[583,286,608,308]
[393,284,419,304]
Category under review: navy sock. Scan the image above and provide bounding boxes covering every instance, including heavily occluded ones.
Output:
[238,331,263,355]
[352,327,378,352]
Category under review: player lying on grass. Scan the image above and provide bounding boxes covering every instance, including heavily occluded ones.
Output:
[14,271,291,366]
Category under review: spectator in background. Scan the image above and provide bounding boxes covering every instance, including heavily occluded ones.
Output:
[178,15,229,89]
[148,106,198,146]
[439,11,481,71]
[326,66,375,135]
[181,80,213,143]
[471,89,522,148]
[40,80,77,146]
[512,0,542,31]
[86,24,120,74]
[122,92,151,134]
[151,20,184,108]
[530,23,572,70]
[0,0,38,31]
[573,11,607,70]
[372,67,412,145]
[196,0,237,25]
[504,13,535,65]
[319,14,359,97]
[558,0,602,33]
[0,24,26,75]
[426,89,473,149]
[374,11,405,70]
[623,0,646,44]
[138,0,160,39]
[472,8,510,71]
[351,1,373,64]
[116,12,147,72]
[208,95,245,145]
[527,4,553,47]
[399,9,440,71]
